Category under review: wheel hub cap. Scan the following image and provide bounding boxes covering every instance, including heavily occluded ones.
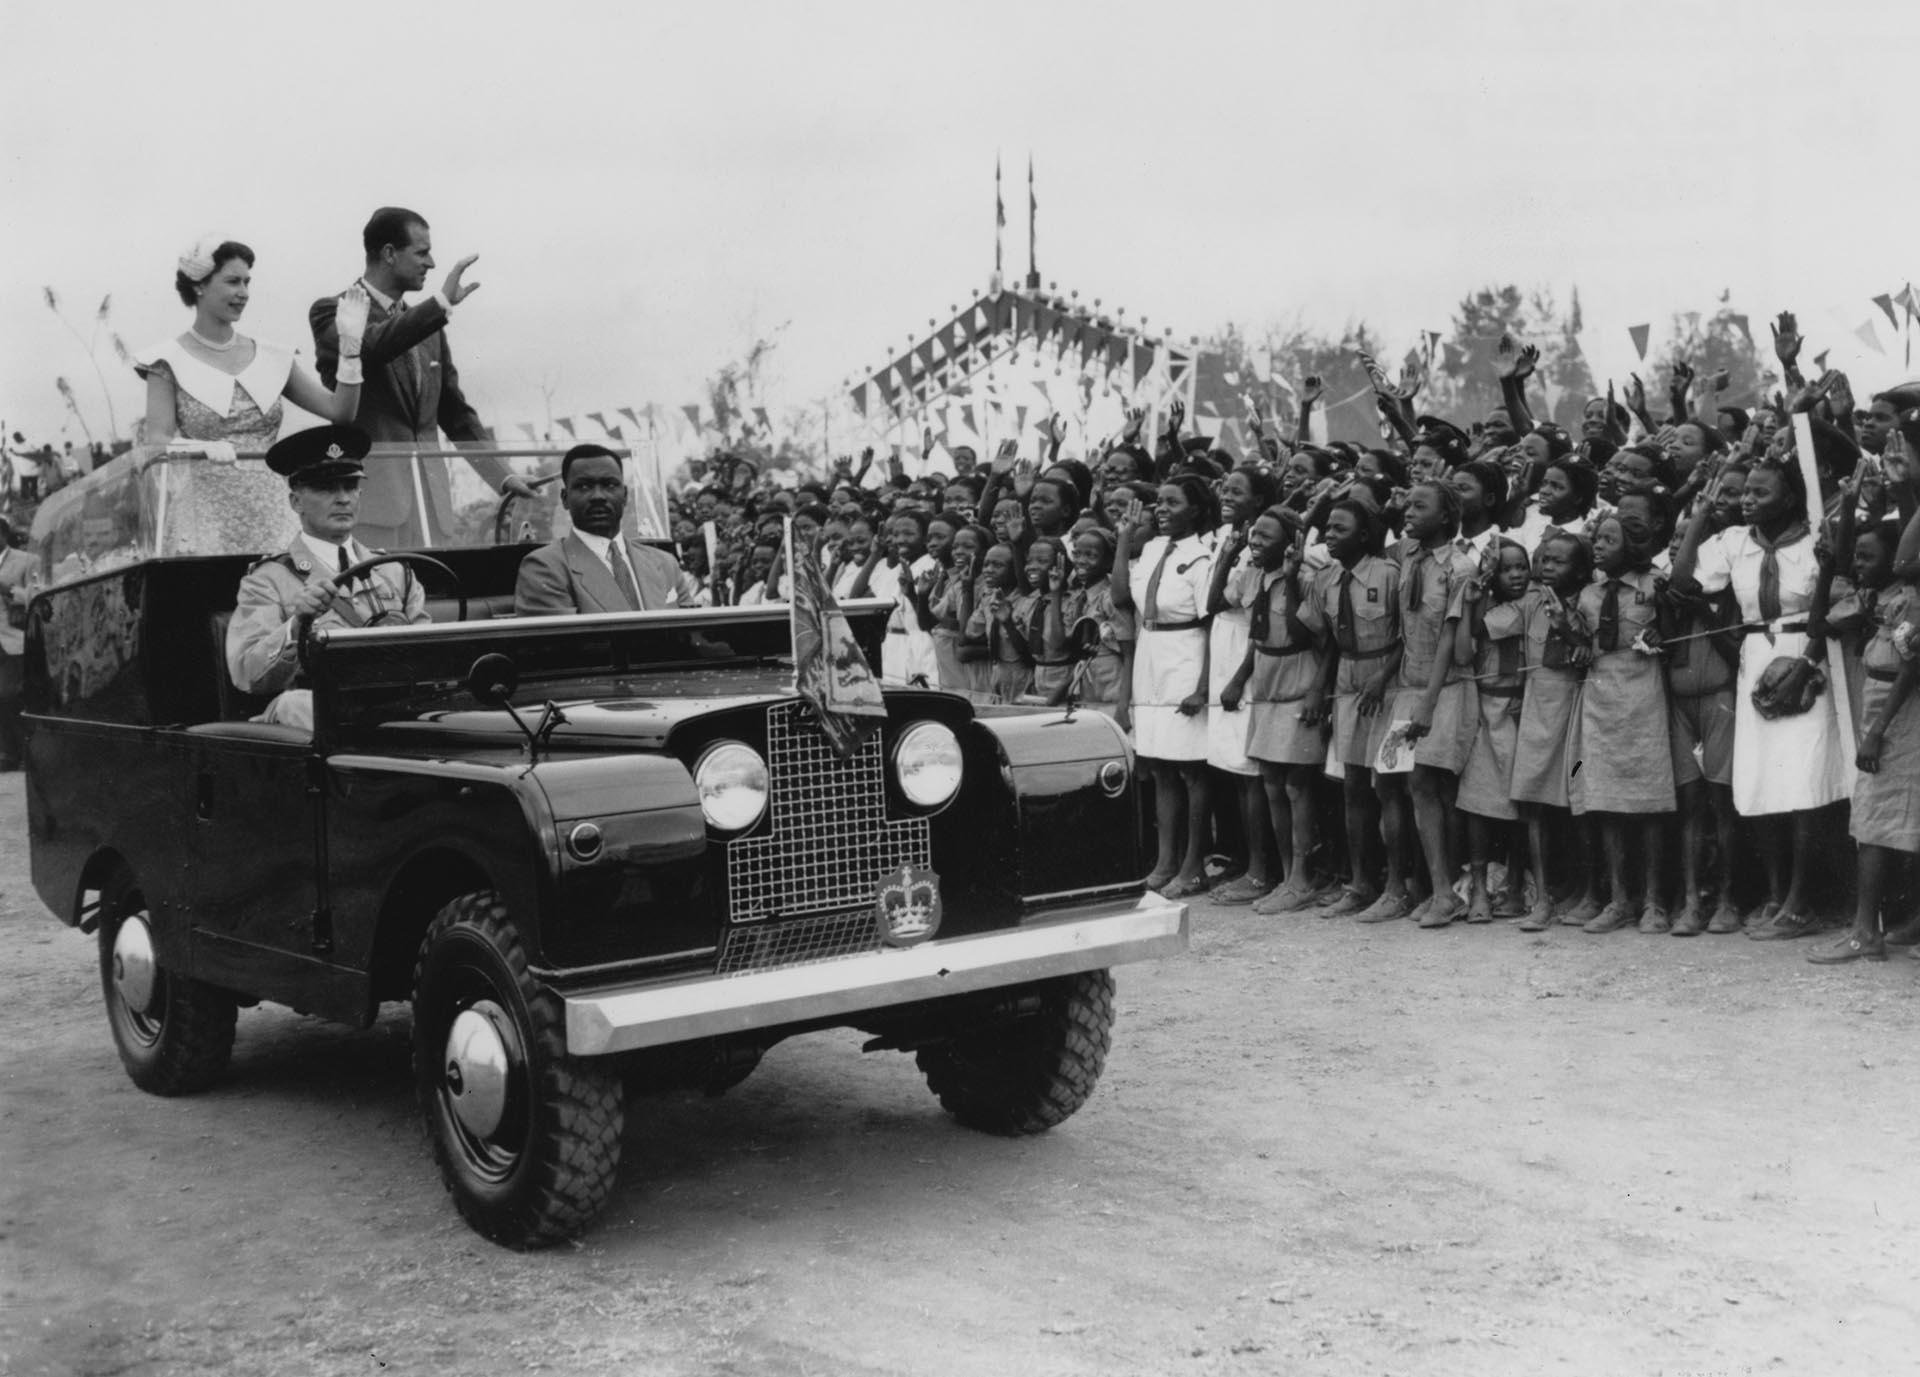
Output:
[444,1003,512,1138]
[112,915,157,1014]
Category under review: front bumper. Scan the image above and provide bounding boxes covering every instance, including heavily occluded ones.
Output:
[563,894,1189,1056]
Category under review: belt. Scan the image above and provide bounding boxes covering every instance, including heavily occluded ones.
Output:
[1142,618,1206,632]
[1478,684,1523,698]
[888,626,907,635]
[1742,619,1808,637]
[1254,642,1316,657]
[1336,642,1396,661]
[1033,657,1075,667]
[1868,665,1902,683]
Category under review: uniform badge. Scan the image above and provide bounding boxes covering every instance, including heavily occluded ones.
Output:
[1366,587,1379,603]
[875,864,942,947]
[325,443,344,460]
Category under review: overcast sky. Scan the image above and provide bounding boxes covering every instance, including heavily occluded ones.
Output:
[4,0,1915,447]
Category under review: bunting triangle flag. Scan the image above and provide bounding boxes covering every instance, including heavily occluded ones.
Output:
[1015,404,1029,435]
[517,421,538,441]
[1873,294,1900,330]
[1628,324,1651,360]
[1895,285,1918,319]
[617,406,640,427]
[1131,342,1154,389]
[851,383,867,417]
[1813,349,1830,371]
[1855,319,1886,355]
[1728,314,1752,346]
[587,411,609,433]
[960,403,976,434]
[681,403,702,432]
[1032,378,1051,406]
[555,417,576,438]
[752,406,771,433]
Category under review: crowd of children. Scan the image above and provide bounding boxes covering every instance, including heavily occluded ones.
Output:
[667,323,1920,967]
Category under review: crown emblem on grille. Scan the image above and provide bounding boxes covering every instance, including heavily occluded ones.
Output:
[875,864,942,947]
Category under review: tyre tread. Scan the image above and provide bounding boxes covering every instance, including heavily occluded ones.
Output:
[917,970,1116,1135]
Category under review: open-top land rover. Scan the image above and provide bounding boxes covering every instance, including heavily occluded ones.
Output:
[20,455,1187,1247]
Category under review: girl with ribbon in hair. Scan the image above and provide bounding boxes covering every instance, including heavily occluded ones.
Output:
[1112,473,1219,897]
[136,234,369,554]
[1671,458,1850,940]
[1205,465,1284,904]
[1509,531,1598,931]
[1566,513,1675,934]
[1454,539,1536,923]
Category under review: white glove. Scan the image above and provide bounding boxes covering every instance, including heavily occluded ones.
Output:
[335,283,370,361]
[165,438,238,463]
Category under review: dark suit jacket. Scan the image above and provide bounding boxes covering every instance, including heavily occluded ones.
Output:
[515,534,690,617]
[310,285,508,542]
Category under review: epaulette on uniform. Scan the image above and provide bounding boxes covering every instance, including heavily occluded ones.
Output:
[246,552,302,576]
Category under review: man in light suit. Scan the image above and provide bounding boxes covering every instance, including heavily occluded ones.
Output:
[310,207,534,549]
[516,445,699,617]
[227,425,429,731]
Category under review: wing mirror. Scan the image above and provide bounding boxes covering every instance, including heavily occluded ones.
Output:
[467,653,519,706]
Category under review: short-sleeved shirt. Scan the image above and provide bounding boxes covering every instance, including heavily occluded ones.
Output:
[1691,526,1819,622]
[1298,554,1399,696]
[1393,538,1477,688]
[1575,566,1662,656]
[1246,566,1327,704]
[1128,533,1213,626]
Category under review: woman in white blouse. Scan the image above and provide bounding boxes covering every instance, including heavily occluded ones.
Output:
[1113,473,1219,897]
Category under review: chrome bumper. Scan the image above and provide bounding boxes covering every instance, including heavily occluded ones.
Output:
[563,894,1189,1056]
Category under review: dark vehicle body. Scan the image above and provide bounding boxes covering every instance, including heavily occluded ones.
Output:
[22,543,1187,1245]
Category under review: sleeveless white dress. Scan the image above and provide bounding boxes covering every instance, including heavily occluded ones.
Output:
[135,337,298,555]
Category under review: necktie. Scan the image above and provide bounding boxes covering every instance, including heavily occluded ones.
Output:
[1405,548,1427,609]
[1143,540,1174,623]
[609,544,642,610]
[391,296,422,395]
[1250,575,1273,643]
[1336,570,1358,653]
[337,545,350,576]
[1598,578,1623,652]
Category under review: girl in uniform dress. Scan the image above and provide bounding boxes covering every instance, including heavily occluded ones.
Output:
[1568,513,1675,934]
[1221,506,1333,915]
[923,513,972,694]
[1672,460,1850,939]
[1455,539,1534,923]
[1064,527,1133,725]
[1510,532,1597,932]
[1206,466,1283,904]
[1295,499,1402,918]
[1023,537,1075,704]
[1112,474,1219,897]
[966,542,1034,704]
[1808,511,1920,963]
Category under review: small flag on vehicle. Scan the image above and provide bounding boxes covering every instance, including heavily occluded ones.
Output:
[787,520,885,758]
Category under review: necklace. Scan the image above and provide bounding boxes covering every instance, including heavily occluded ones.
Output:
[188,325,239,352]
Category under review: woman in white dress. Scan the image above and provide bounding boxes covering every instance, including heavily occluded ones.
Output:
[1112,473,1218,897]
[1671,458,1849,936]
[135,234,367,553]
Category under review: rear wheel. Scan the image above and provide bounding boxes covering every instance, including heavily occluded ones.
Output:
[411,891,624,1248]
[96,872,235,1095]
[915,970,1116,1135]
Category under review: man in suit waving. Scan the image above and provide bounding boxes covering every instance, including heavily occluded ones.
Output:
[516,445,699,616]
[311,206,534,549]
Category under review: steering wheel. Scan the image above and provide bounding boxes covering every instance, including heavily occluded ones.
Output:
[297,552,464,666]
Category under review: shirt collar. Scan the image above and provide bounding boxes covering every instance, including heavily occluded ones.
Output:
[573,527,615,562]
[359,278,400,312]
[297,530,358,573]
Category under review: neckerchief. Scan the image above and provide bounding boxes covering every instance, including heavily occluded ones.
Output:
[1751,520,1809,623]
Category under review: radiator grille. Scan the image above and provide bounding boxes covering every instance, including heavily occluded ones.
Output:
[725,701,930,923]
[715,909,881,974]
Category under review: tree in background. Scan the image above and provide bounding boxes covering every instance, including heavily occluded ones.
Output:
[1426,285,1596,432]
[1644,303,1768,417]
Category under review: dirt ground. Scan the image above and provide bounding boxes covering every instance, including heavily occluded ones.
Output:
[2,769,1916,1377]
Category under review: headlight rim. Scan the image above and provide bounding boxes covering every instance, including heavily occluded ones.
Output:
[693,738,770,833]
[891,719,964,813]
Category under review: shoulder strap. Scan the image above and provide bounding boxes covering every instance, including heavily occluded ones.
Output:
[246,551,301,576]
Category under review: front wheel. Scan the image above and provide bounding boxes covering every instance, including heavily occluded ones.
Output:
[915,969,1116,1135]
[97,874,236,1095]
[411,892,624,1249]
